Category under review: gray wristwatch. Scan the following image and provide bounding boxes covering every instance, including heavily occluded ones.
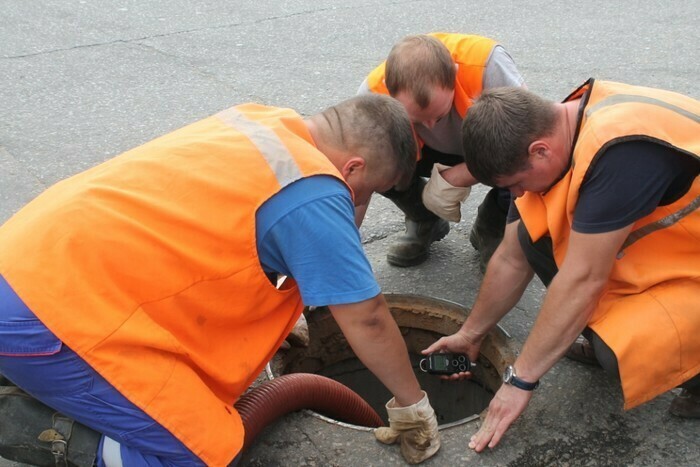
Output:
[503,365,539,391]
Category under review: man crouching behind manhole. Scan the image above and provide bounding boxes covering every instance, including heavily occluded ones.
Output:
[424,79,700,451]
[0,94,440,466]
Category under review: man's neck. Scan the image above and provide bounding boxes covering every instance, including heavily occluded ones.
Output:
[562,99,581,151]
[546,100,581,178]
[303,116,345,173]
[552,100,580,160]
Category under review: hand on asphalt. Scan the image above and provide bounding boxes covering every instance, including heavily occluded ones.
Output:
[469,383,532,452]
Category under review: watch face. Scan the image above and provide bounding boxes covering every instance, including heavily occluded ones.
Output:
[503,365,514,383]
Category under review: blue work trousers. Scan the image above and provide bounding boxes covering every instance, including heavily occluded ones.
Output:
[0,275,240,466]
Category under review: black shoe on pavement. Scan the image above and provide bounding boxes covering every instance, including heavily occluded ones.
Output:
[387,218,450,267]
[0,386,100,467]
[564,335,601,367]
[669,388,700,419]
[469,187,508,273]
[382,175,451,267]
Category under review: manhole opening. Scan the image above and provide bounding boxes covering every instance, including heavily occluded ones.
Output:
[313,347,494,426]
[270,295,515,429]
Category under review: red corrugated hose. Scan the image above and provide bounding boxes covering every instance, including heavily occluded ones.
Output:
[234,373,384,450]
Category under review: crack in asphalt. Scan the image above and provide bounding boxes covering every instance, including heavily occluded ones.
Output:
[3,0,425,60]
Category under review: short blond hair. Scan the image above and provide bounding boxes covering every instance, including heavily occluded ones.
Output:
[385,35,456,108]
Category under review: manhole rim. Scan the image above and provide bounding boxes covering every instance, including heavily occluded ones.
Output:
[264,363,481,432]
[265,293,516,432]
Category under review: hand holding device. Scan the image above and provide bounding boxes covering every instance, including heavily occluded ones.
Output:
[419,353,473,375]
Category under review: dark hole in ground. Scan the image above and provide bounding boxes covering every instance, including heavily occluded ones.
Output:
[271,295,514,428]
[315,352,494,425]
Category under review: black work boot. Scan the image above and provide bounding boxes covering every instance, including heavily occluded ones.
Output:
[0,386,100,467]
[469,187,509,273]
[383,177,450,267]
[669,386,700,419]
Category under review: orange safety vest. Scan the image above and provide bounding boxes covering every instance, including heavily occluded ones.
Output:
[516,79,700,409]
[0,104,350,465]
[366,33,497,120]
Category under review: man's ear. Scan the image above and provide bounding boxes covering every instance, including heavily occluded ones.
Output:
[528,140,550,160]
[341,156,367,179]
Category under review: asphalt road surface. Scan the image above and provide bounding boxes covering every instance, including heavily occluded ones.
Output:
[1,1,698,465]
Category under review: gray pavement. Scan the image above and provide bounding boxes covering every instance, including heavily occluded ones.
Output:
[1,0,698,465]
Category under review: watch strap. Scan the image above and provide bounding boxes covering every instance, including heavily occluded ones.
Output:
[504,365,539,391]
[509,374,539,391]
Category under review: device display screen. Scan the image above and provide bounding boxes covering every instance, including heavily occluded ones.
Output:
[433,356,448,370]
[420,353,471,375]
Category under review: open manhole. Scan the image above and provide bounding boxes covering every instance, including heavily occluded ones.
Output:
[268,293,517,430]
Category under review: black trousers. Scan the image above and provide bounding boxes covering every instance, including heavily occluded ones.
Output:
[382,145,511,220]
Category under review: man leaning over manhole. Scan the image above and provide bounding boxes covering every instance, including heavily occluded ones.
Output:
[426,79,700,451]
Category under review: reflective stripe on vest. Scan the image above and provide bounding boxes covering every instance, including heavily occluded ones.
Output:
[617,194,700,258]
[580,85,700,259]
[517,79,700,409]
[0,104,347,465]
[217,107,303,187]
[585,94,700,124]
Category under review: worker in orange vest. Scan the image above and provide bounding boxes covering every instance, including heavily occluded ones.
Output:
[358,33,526,270]
[425,80,700,452]
[0,94,440,466]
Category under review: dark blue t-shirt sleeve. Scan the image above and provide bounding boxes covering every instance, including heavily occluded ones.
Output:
[506,200,521,223]
[573,141,699,233]
[256,175,380,307]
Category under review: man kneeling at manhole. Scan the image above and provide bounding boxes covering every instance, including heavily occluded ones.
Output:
[0,94,440,466]
[425,81,700,452]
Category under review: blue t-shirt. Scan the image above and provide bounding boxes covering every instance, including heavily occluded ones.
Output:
[256,175,380,306]
[0,175,379,353]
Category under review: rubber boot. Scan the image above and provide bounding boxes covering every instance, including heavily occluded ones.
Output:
[669,388,700,418]
[469,187,509,273]
[383,177,450,267]
[0,386,100,467]
[669,380,700,419]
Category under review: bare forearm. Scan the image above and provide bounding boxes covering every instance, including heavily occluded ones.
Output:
[349,317,421,406]
[441,163,479,187]
[514,228,631,383]
[330,296,422,406]
[461,224,533,341]
[515,272,605,382]
[466,225,631,454]
[465,254,532,336]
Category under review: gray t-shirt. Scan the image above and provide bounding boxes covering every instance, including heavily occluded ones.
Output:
[358,45,524,156]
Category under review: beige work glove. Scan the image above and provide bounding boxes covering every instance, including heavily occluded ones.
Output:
[374,391,440,464]
[422,163,471,222]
